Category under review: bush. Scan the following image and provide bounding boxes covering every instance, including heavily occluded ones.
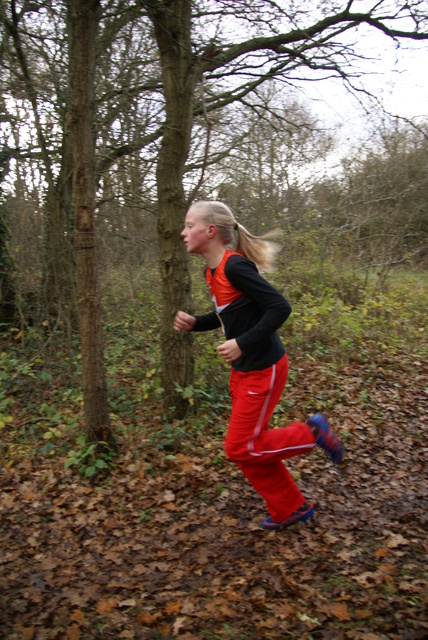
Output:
[282,270,427,362]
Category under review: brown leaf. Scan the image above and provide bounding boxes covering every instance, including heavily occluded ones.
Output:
[256,617,279,630]
[104,551,122,565]
[275,603,295,619]
[330,602,351,621]
[131,563,146,575]
[19,627,35,640]
[165,601,182,615]
[70,609,84,626]
[65,625,81,640]
[181,599,196,615]
[155,622,172,635]
[118,599,137,608]
[173,617,187,635]
[386,533,408,548]
[138,611,161,625]
[163,502,177,511]
[161,489,175,502]
[354,571,378,587]
[96,598,117,615]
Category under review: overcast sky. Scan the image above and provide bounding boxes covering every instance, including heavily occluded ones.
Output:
[300,34,428,155]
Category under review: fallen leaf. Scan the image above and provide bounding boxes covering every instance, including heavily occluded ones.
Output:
[275,603,295,619]
[330,602,351,621]
[165,600,182,615]
[156,622,172,635]
[173,617,187,634]
[138,611,160,625]
[386,533,408,548]
[118,598,137,607]
[19,627,35,640]
[70,609,84,626]
[96,598,117,615]
[161,489,175,502]
[65,625,81,640]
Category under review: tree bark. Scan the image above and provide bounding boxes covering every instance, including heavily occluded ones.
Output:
[69,0,112,442]
[144,0,202,417]
[0,199,16,328]
[42,148,77,337]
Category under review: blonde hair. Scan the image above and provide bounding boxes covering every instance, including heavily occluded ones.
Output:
[192,200,281,272]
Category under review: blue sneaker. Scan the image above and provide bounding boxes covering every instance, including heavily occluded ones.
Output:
[261,503,314,530]
[308,413,343,465]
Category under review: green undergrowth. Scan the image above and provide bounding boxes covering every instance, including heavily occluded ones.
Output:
[1,265,427,475]
[284,279,426,362]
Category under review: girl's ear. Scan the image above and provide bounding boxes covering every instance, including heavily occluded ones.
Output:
[207,223,217,238]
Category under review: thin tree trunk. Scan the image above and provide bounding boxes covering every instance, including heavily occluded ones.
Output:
[42,152,77,338]
[69,0,112,442]
[0,198,16,328]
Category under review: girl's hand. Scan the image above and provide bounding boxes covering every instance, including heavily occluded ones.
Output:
[174,311,196,332]
[217,339,242,364]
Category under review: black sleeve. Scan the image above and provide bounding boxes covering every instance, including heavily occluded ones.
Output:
[225,256,291,352]
[193,311,221,332]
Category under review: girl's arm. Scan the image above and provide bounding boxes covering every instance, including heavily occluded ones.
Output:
[193,311,221,331]
[174,310,221,332]
[225,256,291,351]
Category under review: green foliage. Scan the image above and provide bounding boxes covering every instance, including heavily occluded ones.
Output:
[65,436,116,478]
[1,260,426,472]
[0,347,35,381]
[146,421,188,452]
[282,269,427,363]
[139,509,153,522]
[0,348,35,418]
[174,377,228,409]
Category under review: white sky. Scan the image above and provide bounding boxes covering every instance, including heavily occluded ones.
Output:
[299,34,428,155]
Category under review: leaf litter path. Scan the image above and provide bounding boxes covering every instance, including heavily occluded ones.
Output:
[1,356,427,640]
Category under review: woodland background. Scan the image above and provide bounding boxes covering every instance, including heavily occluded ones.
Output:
[1,1,427,639]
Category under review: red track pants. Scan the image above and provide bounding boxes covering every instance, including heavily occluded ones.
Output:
[224,353,316,522]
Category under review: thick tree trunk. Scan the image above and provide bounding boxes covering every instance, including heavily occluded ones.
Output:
[146,0,201,418]
[69,0,112,442]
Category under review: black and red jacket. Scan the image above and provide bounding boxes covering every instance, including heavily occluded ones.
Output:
[192,250,292,372]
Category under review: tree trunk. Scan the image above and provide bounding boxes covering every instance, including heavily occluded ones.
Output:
[145,0,201,418]
[41,134,78,338]
[0,199,16,328]
[69,0,112,442]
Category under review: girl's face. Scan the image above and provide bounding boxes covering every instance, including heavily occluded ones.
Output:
[181,207,211,255]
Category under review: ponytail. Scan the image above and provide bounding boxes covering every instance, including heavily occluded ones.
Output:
[235,222,281,273]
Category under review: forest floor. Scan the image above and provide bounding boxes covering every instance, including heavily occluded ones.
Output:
[1,351,427,640]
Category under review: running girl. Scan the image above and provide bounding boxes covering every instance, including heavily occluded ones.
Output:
[174,201,343,530]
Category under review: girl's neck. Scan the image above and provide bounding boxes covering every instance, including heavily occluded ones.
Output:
[204,245,226,270]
